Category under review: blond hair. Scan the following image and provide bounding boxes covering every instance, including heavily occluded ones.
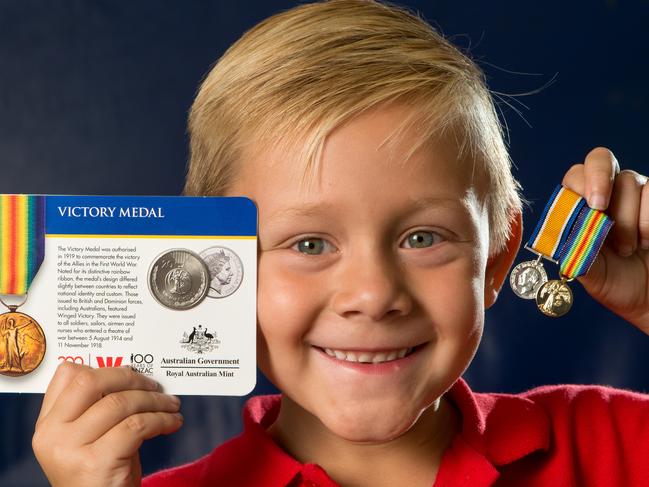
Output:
[185,0,522,255]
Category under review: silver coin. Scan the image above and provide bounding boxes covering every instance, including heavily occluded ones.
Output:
[509,260,548,299]
[148,249,210,310]
[199,246,244,298]
[535,279,573,318]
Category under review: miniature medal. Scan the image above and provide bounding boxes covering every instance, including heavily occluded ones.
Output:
[510,185,613,317]
[535,278,573,318]
[543,201,614,316]
[509,256,548,299]
[510,185,584,304]
[0,195,47,375]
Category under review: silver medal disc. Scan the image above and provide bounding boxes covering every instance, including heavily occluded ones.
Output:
[199,246,244,298]
[148,249,210,310]
[509,260,548,299]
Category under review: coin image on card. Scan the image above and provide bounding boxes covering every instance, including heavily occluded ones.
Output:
[535,279,573,318]
[148,249,210,310]
[510,260,548,299]
[0,311,46,377]
[199,246,244,298]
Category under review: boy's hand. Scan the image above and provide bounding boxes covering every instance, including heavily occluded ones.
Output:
[561,147,649,333]
[32,362,183,487]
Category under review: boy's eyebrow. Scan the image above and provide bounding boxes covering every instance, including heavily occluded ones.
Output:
[265,203,338,222]
[266,197,469,223]
[410,196,467,211]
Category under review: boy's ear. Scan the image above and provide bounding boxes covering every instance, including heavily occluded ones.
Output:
[484,211,523,309]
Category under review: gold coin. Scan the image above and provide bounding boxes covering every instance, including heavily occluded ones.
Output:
[535,280,573,318]
[0,311,46,377]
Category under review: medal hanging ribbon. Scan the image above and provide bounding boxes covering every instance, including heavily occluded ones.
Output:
[526,185,587,262]
[558,205,613,279]
[0,194,47,377]
[0,194,45,295]
[510,185,613,317]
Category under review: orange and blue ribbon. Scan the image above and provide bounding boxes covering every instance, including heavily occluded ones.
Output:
[0,194,45,295]
[527,185,586,261]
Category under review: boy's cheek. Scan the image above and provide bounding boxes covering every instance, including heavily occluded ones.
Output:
[258,257,321,312]
[256,255,326,347]
[409,253,485,315]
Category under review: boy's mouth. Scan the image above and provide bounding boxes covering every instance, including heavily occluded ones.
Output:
[315,345,421,364]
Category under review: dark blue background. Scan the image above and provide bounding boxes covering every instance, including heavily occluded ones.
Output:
[1,1,647,484]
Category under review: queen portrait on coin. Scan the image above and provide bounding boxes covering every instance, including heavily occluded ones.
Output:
[199,246,244,298]
[212,256,233,292]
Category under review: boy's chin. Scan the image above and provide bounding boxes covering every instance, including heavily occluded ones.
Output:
[318,398,432,443]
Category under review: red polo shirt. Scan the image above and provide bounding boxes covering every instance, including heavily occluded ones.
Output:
[143,379,649,486]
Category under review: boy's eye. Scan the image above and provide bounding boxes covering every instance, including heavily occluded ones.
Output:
[402,230,441,249]
[295,238,328,255]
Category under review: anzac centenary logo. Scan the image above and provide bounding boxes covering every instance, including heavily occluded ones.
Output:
[180,325,220,354]
[129,353,154,375]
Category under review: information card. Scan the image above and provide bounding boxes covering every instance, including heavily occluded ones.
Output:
[0,195,257,395]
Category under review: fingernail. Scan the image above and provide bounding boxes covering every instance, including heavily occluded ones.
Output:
[618,244,633,257]
[589,194,607,210]
[169,395,181,406]
[174,412,184,423]
[641,240,649,250]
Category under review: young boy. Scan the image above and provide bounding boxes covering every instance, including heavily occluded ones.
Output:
[32,1,649,486]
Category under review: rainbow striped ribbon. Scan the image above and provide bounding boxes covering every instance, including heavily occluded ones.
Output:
[559,205,613,278]
[0,194,45,295]
[527,185,587,262]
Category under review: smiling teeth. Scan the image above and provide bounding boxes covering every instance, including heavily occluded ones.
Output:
[323,347,412,363]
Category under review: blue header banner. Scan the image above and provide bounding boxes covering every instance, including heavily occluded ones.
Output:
[44,195,257,236]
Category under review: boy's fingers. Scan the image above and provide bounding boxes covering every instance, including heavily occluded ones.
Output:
[92,411,183,460]
[562,163,585,195]
[607,170,643,256]
[583,147,619,210]
[74,391,181,444]
[49,366,159,424]
[37,362,89,425]
[640,180,649,249]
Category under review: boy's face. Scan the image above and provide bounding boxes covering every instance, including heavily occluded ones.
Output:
[228,104,505,442]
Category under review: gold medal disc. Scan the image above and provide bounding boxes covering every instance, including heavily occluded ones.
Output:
[535,280,573,318]
[0,311,46,377]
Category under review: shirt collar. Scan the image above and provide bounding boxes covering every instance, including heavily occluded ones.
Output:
[447,378,550,466]
[240,394,303,486]
[241,395,339,486]
[433,378,551,486]
[240,378,550,486]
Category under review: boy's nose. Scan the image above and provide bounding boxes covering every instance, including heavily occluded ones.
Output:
[330,248,413,322]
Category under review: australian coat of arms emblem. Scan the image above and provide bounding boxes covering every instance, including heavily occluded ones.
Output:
[180,325,220,354]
